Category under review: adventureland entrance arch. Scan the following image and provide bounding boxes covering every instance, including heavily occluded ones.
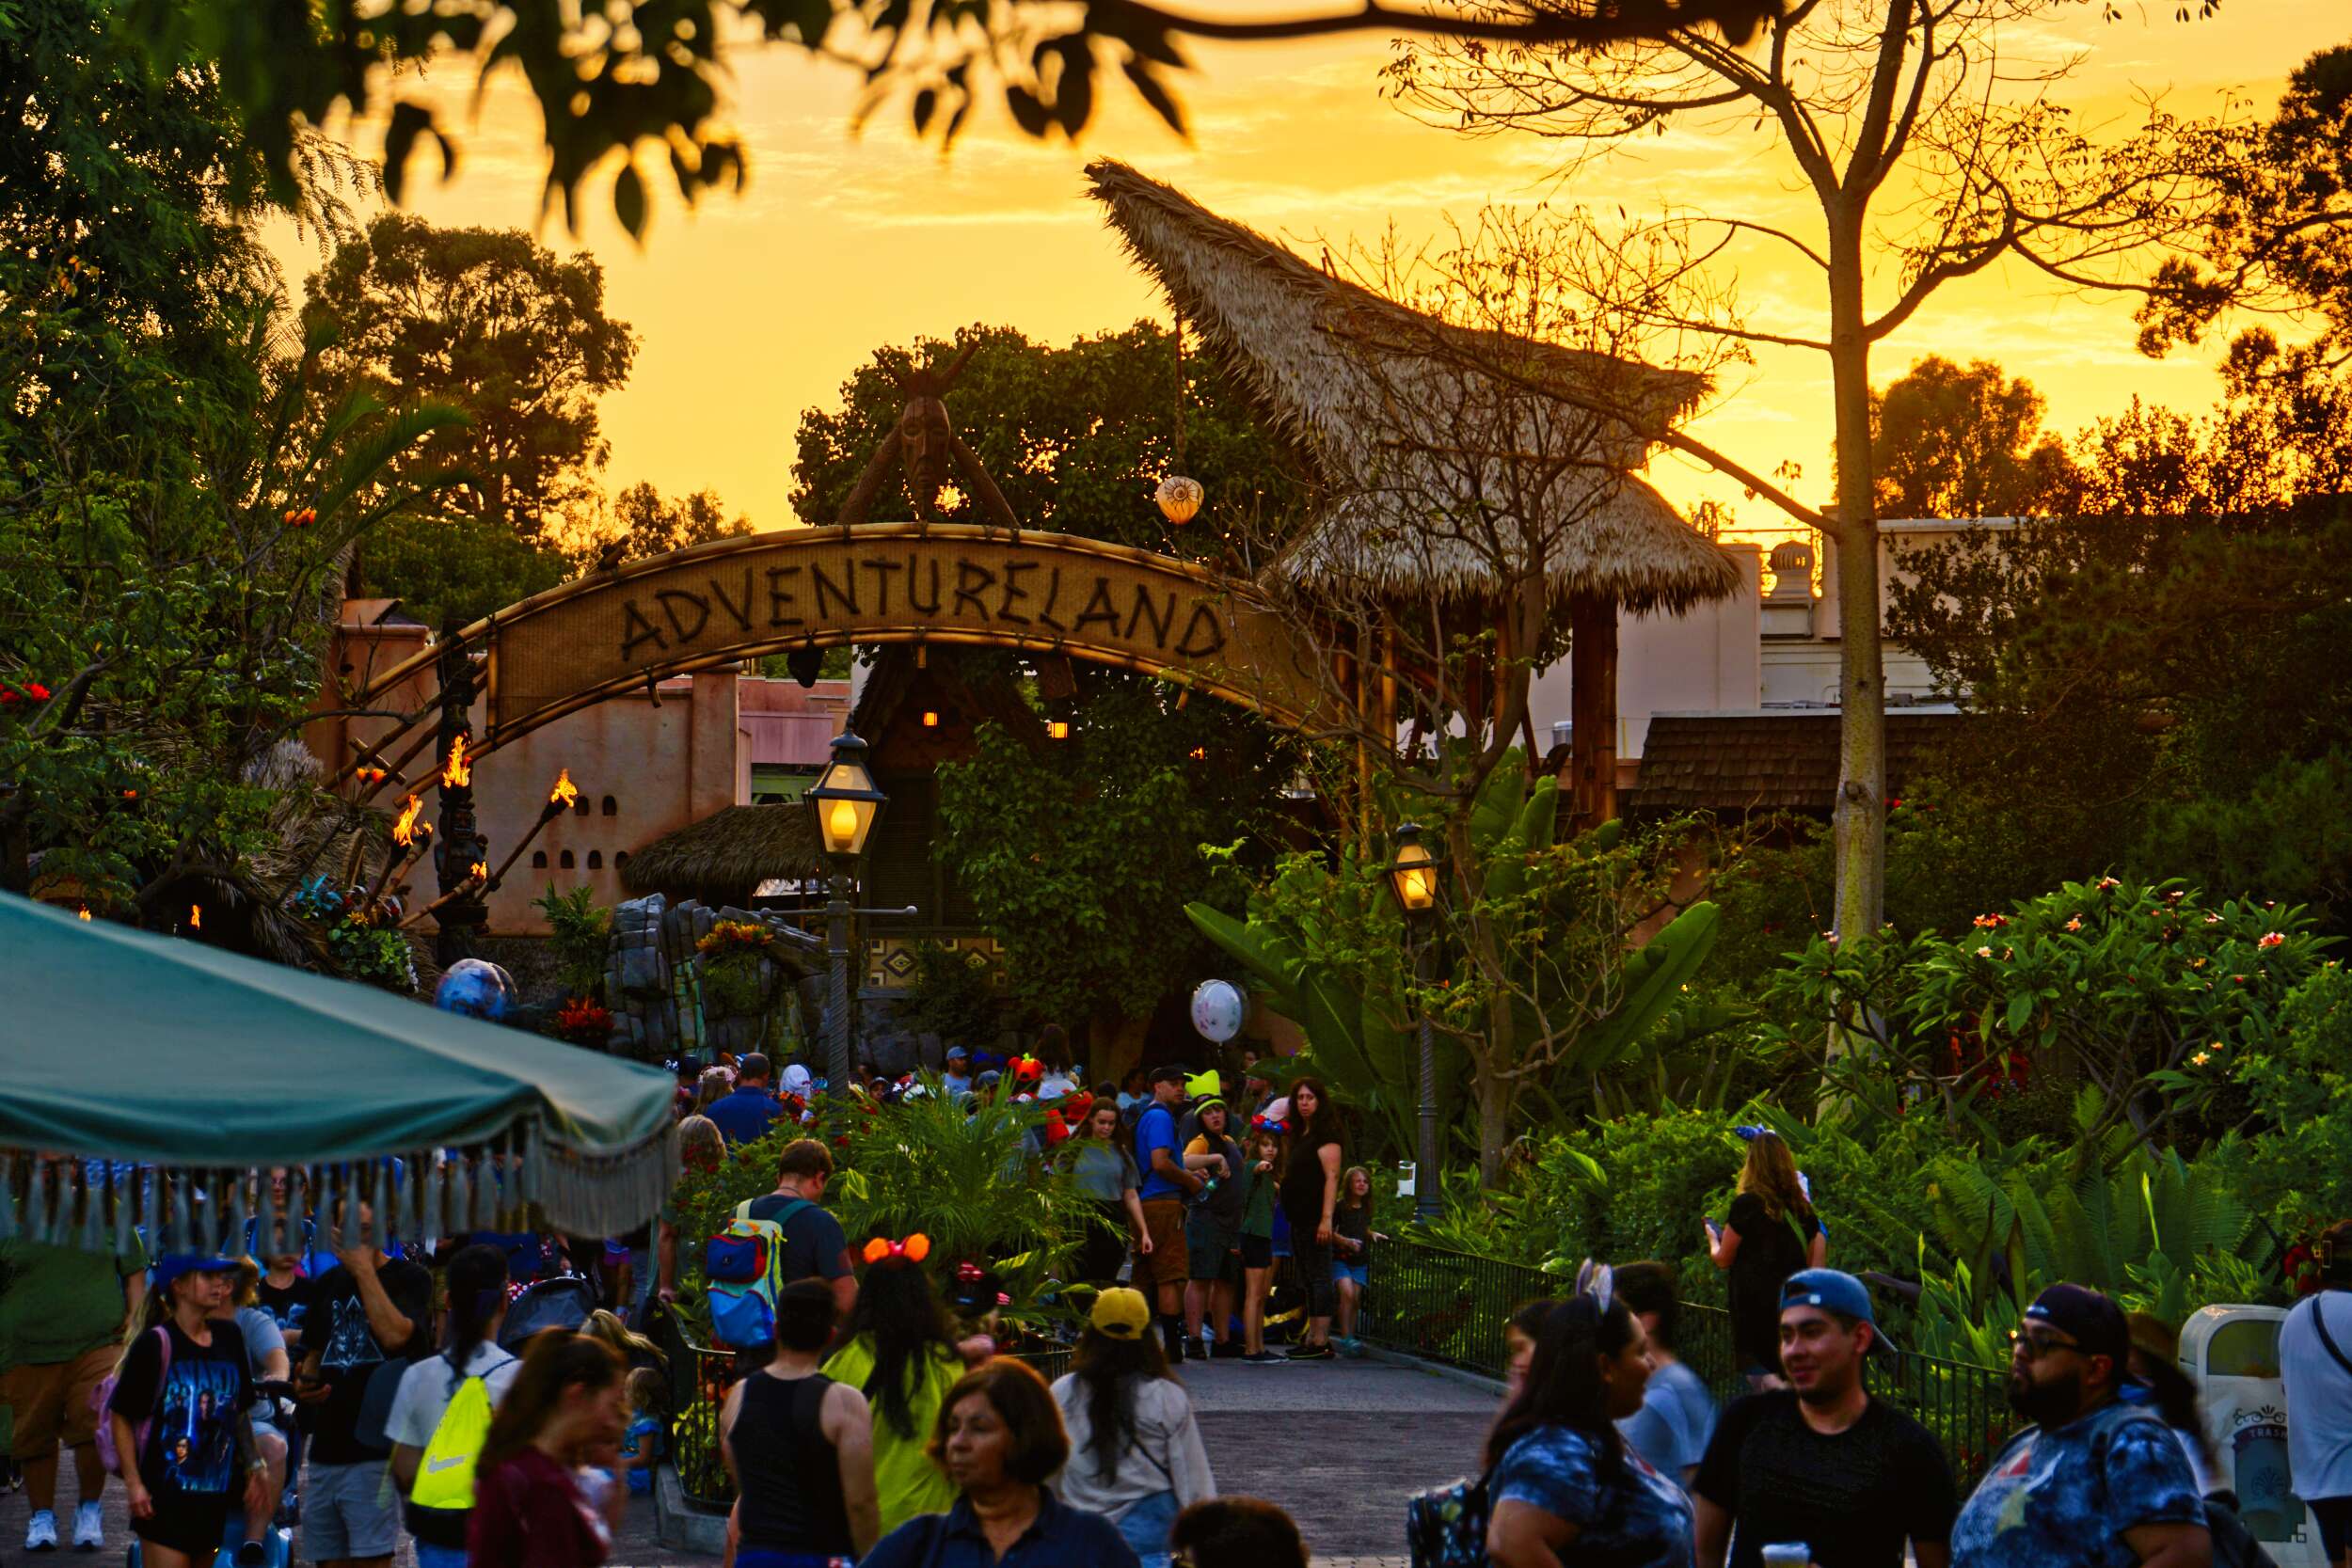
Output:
[348,523,1326,766]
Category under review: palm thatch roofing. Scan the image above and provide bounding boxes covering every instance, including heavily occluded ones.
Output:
[621,804,825,907]
[1085,160,1741,615]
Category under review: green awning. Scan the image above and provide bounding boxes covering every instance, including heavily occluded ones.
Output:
[0,893,675,1249]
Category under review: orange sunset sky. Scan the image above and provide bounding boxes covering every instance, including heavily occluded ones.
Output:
[268,1,2334,551]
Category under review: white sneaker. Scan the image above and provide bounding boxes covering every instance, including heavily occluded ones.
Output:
[25,1509,58,1551]
[72,1500,103,1551]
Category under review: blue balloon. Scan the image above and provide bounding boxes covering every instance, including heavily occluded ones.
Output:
[436,958,517,1021]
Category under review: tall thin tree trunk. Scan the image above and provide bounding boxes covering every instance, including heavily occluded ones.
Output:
[1089,1011,1151,1085]
[1476,1054,1514,1188]
[1825,217,1886,967]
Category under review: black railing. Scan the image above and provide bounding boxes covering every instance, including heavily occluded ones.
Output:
[1363,1241,2014,1494]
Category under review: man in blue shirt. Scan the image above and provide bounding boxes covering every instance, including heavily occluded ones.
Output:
[941,1045,972,1099]
[1951,1284,2209,1568]
[705,1052,784,1146]
[1133,1065,1202,1362]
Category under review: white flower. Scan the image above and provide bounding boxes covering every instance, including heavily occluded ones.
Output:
[1976,945,1994,958]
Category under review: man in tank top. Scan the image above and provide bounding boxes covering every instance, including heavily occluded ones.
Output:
[718,1280,882,1566]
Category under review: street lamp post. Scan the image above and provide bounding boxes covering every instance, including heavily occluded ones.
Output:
[1385,821,1445,1223]
[804,730,887,1092]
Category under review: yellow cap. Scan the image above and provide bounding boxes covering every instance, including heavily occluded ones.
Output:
[1090,1286,1152,1340]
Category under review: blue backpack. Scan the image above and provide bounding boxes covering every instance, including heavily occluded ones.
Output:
[1405,1470,1490,1568]
[703,1198,809,1350]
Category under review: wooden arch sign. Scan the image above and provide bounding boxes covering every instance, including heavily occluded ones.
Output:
[353,525,1327,761]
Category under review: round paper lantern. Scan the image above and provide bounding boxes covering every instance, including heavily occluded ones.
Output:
[1190,977,1245,1043]
[1154,474,1204,525]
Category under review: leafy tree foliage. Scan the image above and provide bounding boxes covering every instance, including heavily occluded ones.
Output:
[611,482,755,560]
[358,511,569,631]
[790,322,1305,554]
[1869,356,2080,519]
[0,0,460,919]
[123,0,1782,236]
[304,214,637,546]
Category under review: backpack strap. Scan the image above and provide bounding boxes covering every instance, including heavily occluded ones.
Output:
[2310,1293,2352,1380]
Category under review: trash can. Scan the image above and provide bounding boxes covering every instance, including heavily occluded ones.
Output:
[2181,1304,2327,1567]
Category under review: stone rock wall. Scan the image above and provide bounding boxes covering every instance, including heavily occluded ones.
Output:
[604,895,825,1062]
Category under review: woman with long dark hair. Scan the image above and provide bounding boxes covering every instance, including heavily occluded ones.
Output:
[1065,1100,1152,1287]
[1484,1284,1691,1568]
[1277,1077,1344,1361]
[1706,1129,1825,1387]
[388,1244,519,1568]
[858,1359,1139,1567]
[468,1334,628,1568]
[1047,1289,1215,1568]
[821,1253,962,1533]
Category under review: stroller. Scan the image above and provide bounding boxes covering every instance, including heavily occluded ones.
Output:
[500,1274,599,1349]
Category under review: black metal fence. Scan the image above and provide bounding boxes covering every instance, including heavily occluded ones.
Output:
[1361,1241,2015,1494]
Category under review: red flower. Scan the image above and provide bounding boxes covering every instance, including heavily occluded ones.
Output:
[24,683,49,701]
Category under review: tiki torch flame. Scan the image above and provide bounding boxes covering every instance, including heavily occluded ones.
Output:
[548,768,579,810]
[441,733,472,789]
[469,861,488,882]
[392,794,423,847]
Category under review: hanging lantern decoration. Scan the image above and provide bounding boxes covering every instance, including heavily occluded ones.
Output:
[1154,475,1204,526]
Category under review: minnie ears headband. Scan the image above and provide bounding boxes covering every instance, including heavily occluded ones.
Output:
[863,1234,932,1264]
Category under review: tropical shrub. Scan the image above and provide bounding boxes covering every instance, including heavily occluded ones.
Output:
[2222,962,2352,1227]
[1761,878,2329,1148]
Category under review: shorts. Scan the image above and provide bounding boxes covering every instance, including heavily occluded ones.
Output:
[306,1459,403,1560]
[1334,1260,1370,1289]
[2312,1497,2352,1562]
[1136,1200,1189,1290]
[1239,1234,1274,1271]
[1184,1212,1237,1284]
[3,1343,118,1457]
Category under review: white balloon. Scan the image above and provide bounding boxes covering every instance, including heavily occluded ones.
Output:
[1190,978,1246,1042]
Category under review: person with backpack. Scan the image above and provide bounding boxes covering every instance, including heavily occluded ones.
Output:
[822,1246,963,1534]
[719,1278,882,1565]
[749,1140,859,1317]
[104,1253,272,1568]
[1707,1128,1825,1388]
[386,1246,521,1568]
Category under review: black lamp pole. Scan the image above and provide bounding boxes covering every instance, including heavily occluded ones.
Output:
[1388,821,1445,1223]
[806,731,888,1091]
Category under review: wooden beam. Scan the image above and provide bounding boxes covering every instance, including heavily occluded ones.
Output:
[1568,594,1619,829]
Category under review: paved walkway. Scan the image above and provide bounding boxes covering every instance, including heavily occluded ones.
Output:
[9,1354,1493,1568]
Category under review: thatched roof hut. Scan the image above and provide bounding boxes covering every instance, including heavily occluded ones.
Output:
[1083,159,1740,616]
[620,804,824,909]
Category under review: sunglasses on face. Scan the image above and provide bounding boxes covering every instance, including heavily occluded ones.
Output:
[2010,1327,2083,1361]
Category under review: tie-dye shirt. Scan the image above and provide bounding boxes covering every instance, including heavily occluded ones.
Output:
[1493,1422,1696,1568]
[1950,1398,2205,1568]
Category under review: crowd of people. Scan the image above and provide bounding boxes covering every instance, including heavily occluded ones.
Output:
[8,1053,2352,1568]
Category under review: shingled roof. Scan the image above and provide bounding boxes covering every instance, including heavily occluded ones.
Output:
[1629,709,1963,817]
[1084,160,1741,616]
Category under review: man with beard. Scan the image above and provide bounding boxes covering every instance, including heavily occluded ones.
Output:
[1694,1269,1956,1568]
[1950,1284,2211,1568]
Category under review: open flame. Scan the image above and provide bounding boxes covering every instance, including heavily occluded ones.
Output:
[548,768,579,810]
[189,905,201,930]
[441,733,472,789]
[469,861,488,882]
[392,794,423,847]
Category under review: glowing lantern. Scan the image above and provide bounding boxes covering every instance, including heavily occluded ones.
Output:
[1154,475,1204,525]
[806,731,887,861]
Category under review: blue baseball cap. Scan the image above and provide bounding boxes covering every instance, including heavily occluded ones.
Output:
[153,1253,237,1291]
[1780,1268,1874,1324]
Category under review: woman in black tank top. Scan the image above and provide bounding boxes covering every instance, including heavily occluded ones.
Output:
[718,1281,882,1565]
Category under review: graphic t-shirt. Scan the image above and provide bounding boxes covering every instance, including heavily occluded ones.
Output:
[1694,1390,1955,1568]
[108,1319,254,1514]
[1135,1103,1183,1202]
[256,1275,310,1348]
[1948,1399,2204,1568]
[742,1194,853,1283]
[1492,1422,1694,1568]
[302,1259,434,1465]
